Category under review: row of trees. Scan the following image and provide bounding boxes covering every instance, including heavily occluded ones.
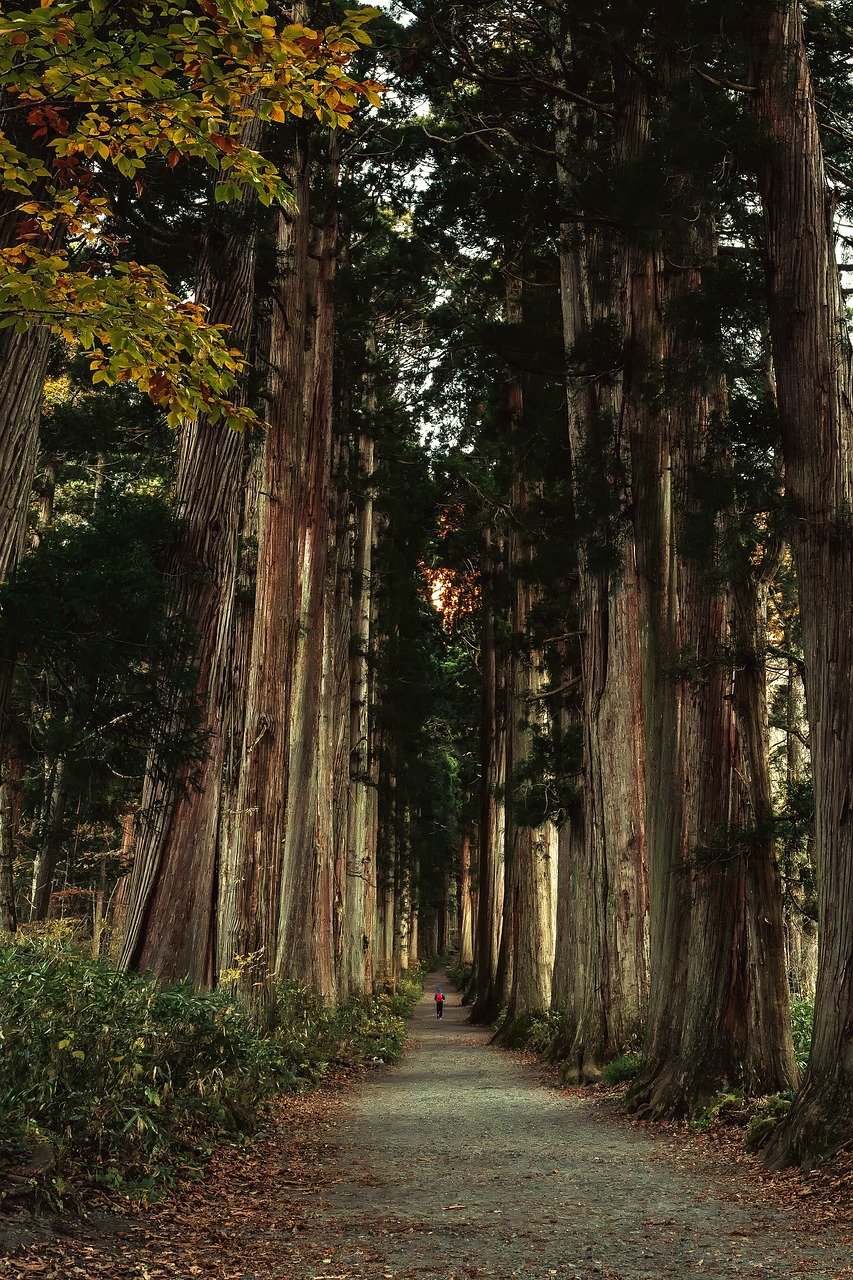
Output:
[384,0,851,1169]
[0,2,460,1001]
[1,0,850,1173]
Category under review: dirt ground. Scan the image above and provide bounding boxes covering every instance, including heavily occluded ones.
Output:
[1,974,851,1280]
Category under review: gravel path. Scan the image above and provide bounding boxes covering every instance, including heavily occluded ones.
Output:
[294,973,851,1280]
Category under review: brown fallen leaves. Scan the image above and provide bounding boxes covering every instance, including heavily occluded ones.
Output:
[0,1082,352,1280]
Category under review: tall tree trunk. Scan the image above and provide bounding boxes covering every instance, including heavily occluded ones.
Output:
[752,0,853,1166]
[612,53,689,1109]
[215,444,262,980]
[317,422,352,1000]
[458,831,475,967]
[619,36,795,1114]
[555,93,650,1074]
[732,566,798,1090]
[344,406,376,995]
[120,136,259,984]
[501,270,556,1034]
[470,536,508,1022]
[276,140,339,983]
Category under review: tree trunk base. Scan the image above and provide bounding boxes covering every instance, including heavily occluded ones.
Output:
[493,1010,547,1050]
[469,991,503,1026]
[763,1077,853,1170]
[626,1059,697,1122]
[559,1057,604,1086]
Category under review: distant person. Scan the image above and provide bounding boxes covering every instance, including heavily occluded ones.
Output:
[435,987,445,1019]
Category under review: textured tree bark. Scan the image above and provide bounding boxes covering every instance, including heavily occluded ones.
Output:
[609,53,689,1110]
[120,129,259,983]
[500,269,556,1034]
[215,445,262,979]
[458,831,475,967]
[752,0,853,1166]
[554,101,650,1074]
[280,141,340,988]
[316,422,352,1000]
[0,325,52,754]
[470,533,508,1023]
[732,569,798,1091]
[344,416,376,995]
[619,34,795,1114]
[550,795,583,1012]
[229,154,310,977]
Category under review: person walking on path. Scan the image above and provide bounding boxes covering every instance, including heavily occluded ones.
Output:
[434,988,445,1019]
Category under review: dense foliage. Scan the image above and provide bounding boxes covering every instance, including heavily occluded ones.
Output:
[0,934,421,1203]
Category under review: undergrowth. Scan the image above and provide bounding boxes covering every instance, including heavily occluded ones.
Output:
[602,1052,645,1085]
[690,997,815,1149]
[0,936,422,1206]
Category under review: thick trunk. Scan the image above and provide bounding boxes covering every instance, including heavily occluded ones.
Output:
[556,138,650,1074]
[551,797,583,1012]
[282,147,339,988]
[316,426,352,1000]
[120,140,258,984]
[503,527,557,1030]
[752,0,853,1166]
[458,832,475,967]
[215,445,263,980]
[470,539,508,1023]
[613,58,689,1107]
[91,854,107,960]
[620,43,794,1115]
[395,863,411,976]
[344,423,376,995]
[0,327,50,585]
[554,558,649,1080]
[0,327,52,758]
[231,164,310,974]
[732,571,798,1091]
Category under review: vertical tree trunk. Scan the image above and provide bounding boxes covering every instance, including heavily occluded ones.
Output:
[555,95,650,1072]
[344,411,376,994]
[500,261,558,1033]
[274,140,338,977]
[550,794,583,1014]
[458,831,475,967]
[317,422,353,1000]
[752,0,853,1165]
[470,536,508,1022]
[91,853,107,960]
[215,445,262,979]
[617,35,795,1114]
[731,567,798,1090]
[120,129,259,983]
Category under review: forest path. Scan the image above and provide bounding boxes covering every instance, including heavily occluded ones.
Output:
[291,972,850,1280]
[2,972,850,1280]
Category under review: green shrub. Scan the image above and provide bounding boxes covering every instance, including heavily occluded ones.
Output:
[693,1090,746,1130]
[602,1052,646,1085]
[745,1094,792,1151]
[0,938,415,1203]
[790,995,814,1074]
[523,1009,568,1057]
